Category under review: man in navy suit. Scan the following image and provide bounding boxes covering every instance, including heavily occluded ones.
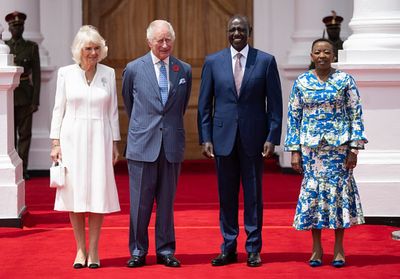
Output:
[122,20,192,268]
[198,15,282,267]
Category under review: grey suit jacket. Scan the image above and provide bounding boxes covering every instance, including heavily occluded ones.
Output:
[122,52,192,163]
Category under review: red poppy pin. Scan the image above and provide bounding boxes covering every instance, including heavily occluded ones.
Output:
[172,64,180,72]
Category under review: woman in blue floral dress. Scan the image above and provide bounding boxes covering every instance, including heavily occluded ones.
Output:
[285,38,367,268]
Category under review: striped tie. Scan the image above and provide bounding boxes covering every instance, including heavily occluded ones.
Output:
[159,60,168,105]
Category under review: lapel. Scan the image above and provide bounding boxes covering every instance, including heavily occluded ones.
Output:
[167,56,180,102]
[141,52,161,99]
[222,48,238,99]
[239,47,257,98]
[142,53,182,107]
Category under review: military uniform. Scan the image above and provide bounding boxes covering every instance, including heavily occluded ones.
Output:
[5,11,41,179]
[323,11,344,61]
[309,11,344,70]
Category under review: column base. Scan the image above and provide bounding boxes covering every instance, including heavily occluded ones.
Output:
[365,216,400,227]
[28,169,50,177]
[0,206,27,228]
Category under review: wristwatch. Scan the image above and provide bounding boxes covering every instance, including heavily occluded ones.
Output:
[350,149,359,155]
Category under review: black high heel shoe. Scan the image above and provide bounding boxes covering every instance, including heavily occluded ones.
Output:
[73,261,87,269]
[73,253,87,269]
[88,261,100,269]
[88,255,100,269]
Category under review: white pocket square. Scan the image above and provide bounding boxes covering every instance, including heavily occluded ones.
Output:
[179,78,186,85]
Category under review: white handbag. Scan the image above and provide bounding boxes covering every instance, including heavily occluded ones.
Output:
[50,161,66,188]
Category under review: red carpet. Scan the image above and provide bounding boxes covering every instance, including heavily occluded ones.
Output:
[1,160,400,278]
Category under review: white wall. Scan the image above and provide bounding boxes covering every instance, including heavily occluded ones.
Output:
[40,0,82,68]
[40,0,82,143]
[254,0,294,68]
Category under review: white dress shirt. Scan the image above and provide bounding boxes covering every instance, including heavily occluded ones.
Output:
[230,44,249,76]
[150,51,170,91]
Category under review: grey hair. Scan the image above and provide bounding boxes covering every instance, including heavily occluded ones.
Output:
[71,25,108,64]
[146,20,175,42]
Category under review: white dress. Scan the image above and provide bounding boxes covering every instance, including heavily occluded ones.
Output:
[50,64,121,213]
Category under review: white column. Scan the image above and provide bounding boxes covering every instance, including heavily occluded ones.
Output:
[335,0,400,217]
[339,0,400,64]
[0,23,25,227]
[1,0,50,65]
[1,0,56,170]
[280,0,353,168]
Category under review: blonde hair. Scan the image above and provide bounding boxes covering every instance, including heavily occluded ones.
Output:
[71,25,108,64]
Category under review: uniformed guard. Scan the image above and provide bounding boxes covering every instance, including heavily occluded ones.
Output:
[309,11,344,70]
[323,10,344,61]
[5,11,41,180]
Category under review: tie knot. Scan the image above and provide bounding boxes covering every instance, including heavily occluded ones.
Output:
[159,60,165,66]
[236,53,242,60]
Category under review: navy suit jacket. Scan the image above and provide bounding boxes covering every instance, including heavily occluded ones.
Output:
[122,52,192,163]
[198,47,282,156]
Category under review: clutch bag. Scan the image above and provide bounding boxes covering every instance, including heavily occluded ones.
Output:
[50,161,66,188]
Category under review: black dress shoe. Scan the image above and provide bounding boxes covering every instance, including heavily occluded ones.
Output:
[127,255,146,268]
[156,254,181,267]
[211,252,238,266]
[247,252,262,267]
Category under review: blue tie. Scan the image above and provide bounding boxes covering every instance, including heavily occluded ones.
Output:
[159,60,168,105]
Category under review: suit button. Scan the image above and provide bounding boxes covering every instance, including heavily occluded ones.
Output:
[160,128,163,131]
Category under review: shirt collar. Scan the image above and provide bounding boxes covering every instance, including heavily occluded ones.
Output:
[150,51,170,66]
[230,44,249,59]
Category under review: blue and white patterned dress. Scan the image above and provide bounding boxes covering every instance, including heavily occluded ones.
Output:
[284,70,368,230]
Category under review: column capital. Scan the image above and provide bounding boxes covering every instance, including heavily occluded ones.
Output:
[0,66,23,86]
[0,23,13,66]
[339,0,400,64]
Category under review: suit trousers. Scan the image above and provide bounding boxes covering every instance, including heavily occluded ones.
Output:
[215,131,264,254]
[127,145,180,257]
[14,105,33,174]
